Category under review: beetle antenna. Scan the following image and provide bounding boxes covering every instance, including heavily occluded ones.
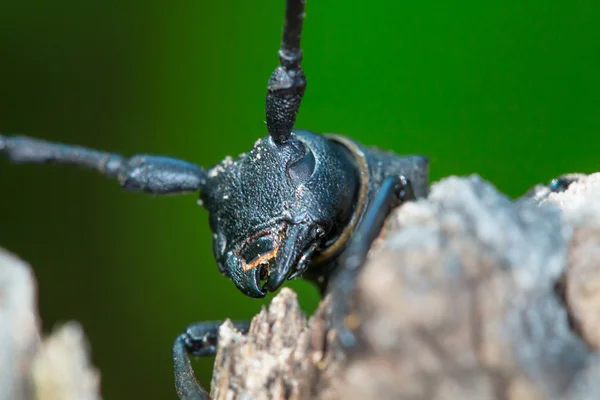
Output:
[0,134,206,195]
[265,0,307,145]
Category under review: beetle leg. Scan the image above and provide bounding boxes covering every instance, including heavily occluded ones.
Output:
[173,336,210,400]
[0,134,206,195]
[521,173,585,203]
[172,320,251,400]
[327,175,415,351]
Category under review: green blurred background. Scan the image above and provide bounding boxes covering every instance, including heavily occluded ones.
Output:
[0,1,598,399]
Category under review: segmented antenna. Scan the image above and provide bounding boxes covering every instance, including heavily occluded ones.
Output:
[265,0,307,145]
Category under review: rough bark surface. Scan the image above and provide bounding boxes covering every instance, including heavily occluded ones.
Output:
[210,173,600,400]
[209,289,333,400]
[543,173,600,354]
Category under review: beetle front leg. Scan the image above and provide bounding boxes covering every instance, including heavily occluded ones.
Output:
[327,175,415,351]
[521,173,585,203]
[173,320,251,400]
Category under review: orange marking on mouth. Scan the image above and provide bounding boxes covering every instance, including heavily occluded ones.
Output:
[238,224,287,272]
[241,244,281,271]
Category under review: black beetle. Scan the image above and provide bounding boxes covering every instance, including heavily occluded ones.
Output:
[1,1,430,399]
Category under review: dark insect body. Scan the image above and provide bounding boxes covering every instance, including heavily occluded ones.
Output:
[523,173,586,204]
[1,1,433,399]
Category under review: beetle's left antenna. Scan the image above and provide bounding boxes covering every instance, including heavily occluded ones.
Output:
[0,134,206,195]
[265,0,307,145]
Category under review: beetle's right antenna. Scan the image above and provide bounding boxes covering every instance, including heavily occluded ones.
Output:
[265,0,307,145]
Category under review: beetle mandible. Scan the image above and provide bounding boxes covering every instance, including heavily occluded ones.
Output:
[1,1,430,399]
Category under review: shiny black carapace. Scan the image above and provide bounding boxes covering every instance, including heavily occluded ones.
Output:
[1,1,429,399]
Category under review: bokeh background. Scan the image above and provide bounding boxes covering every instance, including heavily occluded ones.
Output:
[0,1,598,399]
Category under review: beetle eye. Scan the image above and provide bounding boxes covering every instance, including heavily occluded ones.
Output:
[288,148,315,182]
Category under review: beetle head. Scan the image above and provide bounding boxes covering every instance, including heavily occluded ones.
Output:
[200,130,358,298]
